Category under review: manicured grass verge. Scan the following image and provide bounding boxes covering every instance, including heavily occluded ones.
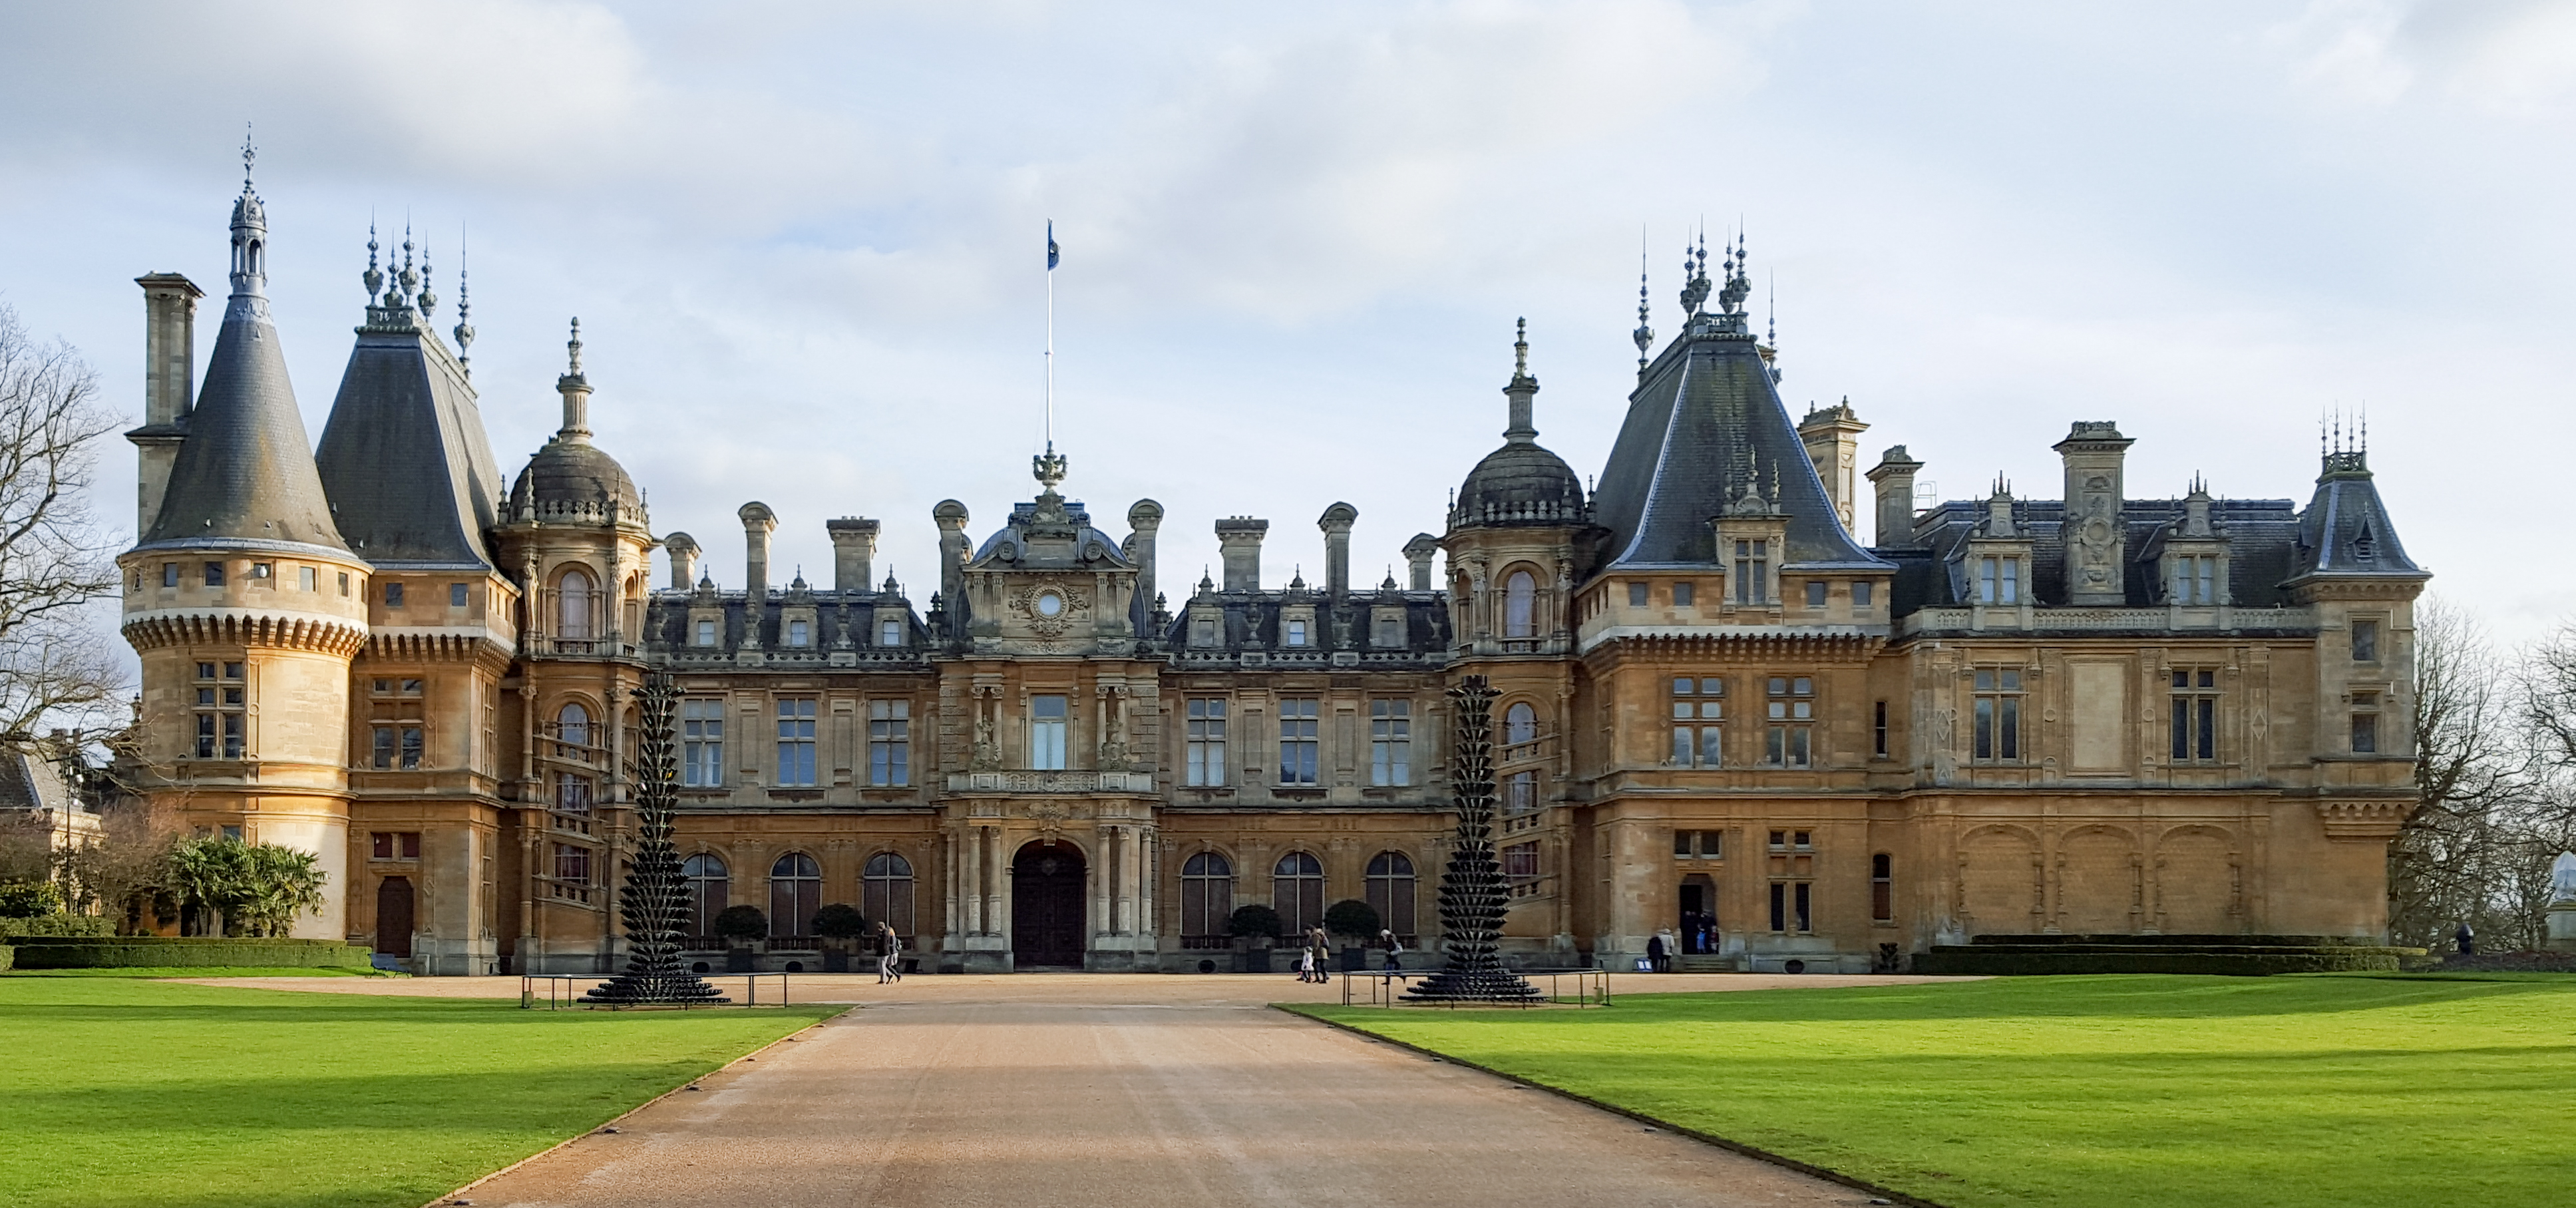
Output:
[0,977,842,1208]
[8,936,373,969]
[1292,975,2576,1208]
[1,965,387,978]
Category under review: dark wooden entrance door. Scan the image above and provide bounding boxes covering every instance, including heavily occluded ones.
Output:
[1011,842,1087,968]
[376,877,415,957]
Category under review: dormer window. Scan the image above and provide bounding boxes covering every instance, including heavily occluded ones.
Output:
[1286,618,1309,646]
[2173,554,2216,604]
[1192,616,1219,648]
[787,620,811,647]
[880,618,904,646]
[1976,556,2019,604]
[695,619,718,646]
[1732,542,1769,603]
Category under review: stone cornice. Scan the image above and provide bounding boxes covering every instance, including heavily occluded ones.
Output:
[2314,799,2414,841]
[1578,627,1885,666]
[123,609,368,657]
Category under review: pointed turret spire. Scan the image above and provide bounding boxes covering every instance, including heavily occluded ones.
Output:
[558,317,592,438]
[140,154,346,552]
[1503,317,1539,445]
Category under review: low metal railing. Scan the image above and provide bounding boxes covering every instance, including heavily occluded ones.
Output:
[519,971,793,1010]
[1338,966,1609,1009]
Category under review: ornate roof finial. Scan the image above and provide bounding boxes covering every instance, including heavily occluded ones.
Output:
[1513,316,1529,377]
[363,222,383,303]
[566,316,584,377]
[241,122,255,190]
[416,243,437,318]
[397,227,417,306]
[1633,234,1654,370]
[1032,445,1068,493]
[451,235,474,373]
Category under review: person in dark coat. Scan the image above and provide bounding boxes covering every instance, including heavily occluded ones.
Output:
[1646,931,1669,974]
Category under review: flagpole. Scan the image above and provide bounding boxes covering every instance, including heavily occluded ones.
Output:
[1045,220,1055,455]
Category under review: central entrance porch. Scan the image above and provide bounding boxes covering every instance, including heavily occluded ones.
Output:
[1011,841,1087,968]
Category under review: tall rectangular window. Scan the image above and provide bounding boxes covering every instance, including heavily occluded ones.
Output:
[2169,669,2219,762]
[880,618,904,646]
[1732,540,1769,603]
[162,562,178,588]
[1278,698,1320,785]
[299,566,316,592]
[1030,694,1068,770]
[1978,556,2022,604]
[787,619,811,647]
[1503,841,1539,879]
[1769,881,1813,932]
[194,660,246,759]
[1670,677,1724,767]
[450,582,469,608]
[2174,554,2217,604]
[2350,692,2381,754]
[554,843,591,885]
[1763,676,1813,767]
[1873,700,1889,757]
[1186,698,1228,787]
[1806,580,1827,608]
[385,582,404,607]
[1285,618,1310,646]
[337,571,351,596]
[1971,668,2023,762]
[1853,580,1873,609]
[2351,619,2380,663]
[868,700,910,787]
[695,618,718,646]
[1370,700,1411,786]
[681,700,724,787]
[775,698,818,786]
[1871,853,1894,922]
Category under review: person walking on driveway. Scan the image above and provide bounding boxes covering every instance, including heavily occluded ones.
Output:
[876,922,904,984]
[1646,930,1669,974]
[1380,928,1403,972]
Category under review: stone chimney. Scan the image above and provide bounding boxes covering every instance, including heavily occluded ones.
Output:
[1318,503,1357,597]
[1865,445,1925,548]
[664,532,699,589]
[827,517,879,593]
[1216,516,1268,592]
[130,273,202,536]
[739,502,777,604]
[2054,421,2134,606]
[1402,533,1439,591]
[1797,398,1871,534]
[1123,500,1163,627]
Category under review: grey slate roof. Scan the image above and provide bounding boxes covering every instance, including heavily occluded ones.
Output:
[1897,495,2334,611]
[1590,317,1887,573]
[314,311,504,568]
[2289,453,2426,581]
[138,289,348,554]
[512,437,643,516]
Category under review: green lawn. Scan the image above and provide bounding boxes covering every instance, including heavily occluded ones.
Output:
[1294,975,2576,1208]
[0,977,842,1208]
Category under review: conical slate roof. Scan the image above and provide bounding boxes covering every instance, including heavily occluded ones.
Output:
[315,300,504,568]
[1590,300,1887,573]
[2288,451,2426,582]
[139,180,347,556]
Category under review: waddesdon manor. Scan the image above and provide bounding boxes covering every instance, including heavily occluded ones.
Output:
[112,170,2428,976]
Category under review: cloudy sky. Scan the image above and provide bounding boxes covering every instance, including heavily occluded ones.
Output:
[3,1,2571,642]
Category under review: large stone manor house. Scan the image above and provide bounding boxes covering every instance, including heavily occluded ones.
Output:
[117,173,2426,974]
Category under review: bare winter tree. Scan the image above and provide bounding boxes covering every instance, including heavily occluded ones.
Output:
[2387,599,2528,948]
[0,300,124,743]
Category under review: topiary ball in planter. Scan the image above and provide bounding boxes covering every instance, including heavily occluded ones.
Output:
[713,904,768,943]
[1228,904,1282,943]
[1324,899,1380,942]
[811,903,868,942]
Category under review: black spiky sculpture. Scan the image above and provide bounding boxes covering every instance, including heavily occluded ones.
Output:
[1403,676,1541,1003]
[584,673,729,1006]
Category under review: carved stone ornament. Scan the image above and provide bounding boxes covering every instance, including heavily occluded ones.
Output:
[1008,582,1091,646]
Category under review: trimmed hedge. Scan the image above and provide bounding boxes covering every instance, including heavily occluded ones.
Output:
[0,944,12,972]
[9,937,371,970]
[0,914,119,939]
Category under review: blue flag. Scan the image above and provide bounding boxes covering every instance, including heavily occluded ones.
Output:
[1047,221,1059,271]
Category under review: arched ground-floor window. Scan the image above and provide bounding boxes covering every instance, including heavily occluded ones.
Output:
[683,853,728,940]
[770,852,821,939]
[1181,852,1232,943]
[863,851,915,936]
[1365,851,1415,940]
[1274,851,1324,936]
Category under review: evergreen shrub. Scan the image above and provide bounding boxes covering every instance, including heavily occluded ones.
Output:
[811,903,868,940]
[1228,904,1282,938]
[0,913,117,938]
[1324,899,1380,940]
[713,905,767,942]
